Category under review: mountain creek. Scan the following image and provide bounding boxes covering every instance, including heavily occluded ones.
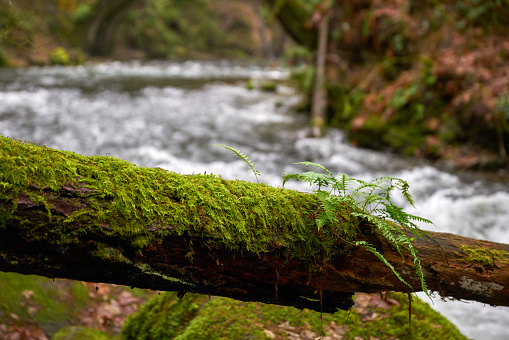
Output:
[1,61,509,340]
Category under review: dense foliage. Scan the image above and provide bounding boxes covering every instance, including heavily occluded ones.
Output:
[314,0,509,167]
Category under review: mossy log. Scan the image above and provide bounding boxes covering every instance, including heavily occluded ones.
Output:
[1,137,509,313]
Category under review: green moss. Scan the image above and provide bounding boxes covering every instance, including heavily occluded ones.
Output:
[0,136,342,268]
[259,81,277,92]
[72,4,92,23]
[0,270,154,337]
[245,79,254,90]
[460,245,509,269]
[121,291,468,340]
[93,243,131,263]
[53,326,112,340]
[121,292,205,340]
[343,293,467,340]
[0,272,89,335]
[50,47,71,65]
[0,50,11,68]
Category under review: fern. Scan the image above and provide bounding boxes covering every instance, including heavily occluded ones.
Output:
[208,147,432,298]
[283,162,433,298]
[355,241,413,291]
[210,144,261,183]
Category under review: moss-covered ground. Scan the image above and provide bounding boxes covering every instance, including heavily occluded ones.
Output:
[0,271,88,335]
[0,271,468,339]
[121,291,468,340]
[52,326,112,340]
[0,271,153,338]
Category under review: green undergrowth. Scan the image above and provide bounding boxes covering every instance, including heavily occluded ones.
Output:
[121,0,257,59]
[0,271,89,335]
[52,326,112,340]
[0,270,153,338]
[0,0,87,67]
[121,291,468,340]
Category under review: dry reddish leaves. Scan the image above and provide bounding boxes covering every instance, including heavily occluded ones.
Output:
[77,282,146,334]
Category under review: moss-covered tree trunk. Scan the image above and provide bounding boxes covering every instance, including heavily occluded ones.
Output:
[2,136,509,313]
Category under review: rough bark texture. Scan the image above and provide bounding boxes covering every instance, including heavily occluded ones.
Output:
[2,137,509,314]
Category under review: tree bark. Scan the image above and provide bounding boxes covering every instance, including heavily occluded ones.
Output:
[252,0,276,60]
[310,1,331,137]
[85,0,139,56]
[263,0,317,49]
[2,137,509,313]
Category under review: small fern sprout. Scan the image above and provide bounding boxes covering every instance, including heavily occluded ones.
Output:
[209,144,260,183]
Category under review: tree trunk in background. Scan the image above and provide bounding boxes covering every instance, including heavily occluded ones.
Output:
[3,137,509,313]
[252,0,275,60]
[85,0,139,56]
[311,2,330,137]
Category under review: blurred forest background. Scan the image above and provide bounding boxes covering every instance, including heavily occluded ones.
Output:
[2,0,509,169]
[0,0,508,339]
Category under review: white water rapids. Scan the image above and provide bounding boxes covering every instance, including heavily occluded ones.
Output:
[1,60,508,339]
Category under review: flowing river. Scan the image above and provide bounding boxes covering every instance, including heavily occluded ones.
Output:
[1,60,508,339]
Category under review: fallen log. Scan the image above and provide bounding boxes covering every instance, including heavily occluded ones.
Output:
[1,136,509,313]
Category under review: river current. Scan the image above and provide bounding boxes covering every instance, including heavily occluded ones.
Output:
[1,60,508,339]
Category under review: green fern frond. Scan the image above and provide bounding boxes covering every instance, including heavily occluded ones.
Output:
[282,171,332,190]
[281,172,303,187]
[295,161,335,177]
[356,241,415,291]
[283,162,434,298]
[210,144,260,183]
[407,214,434,225]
